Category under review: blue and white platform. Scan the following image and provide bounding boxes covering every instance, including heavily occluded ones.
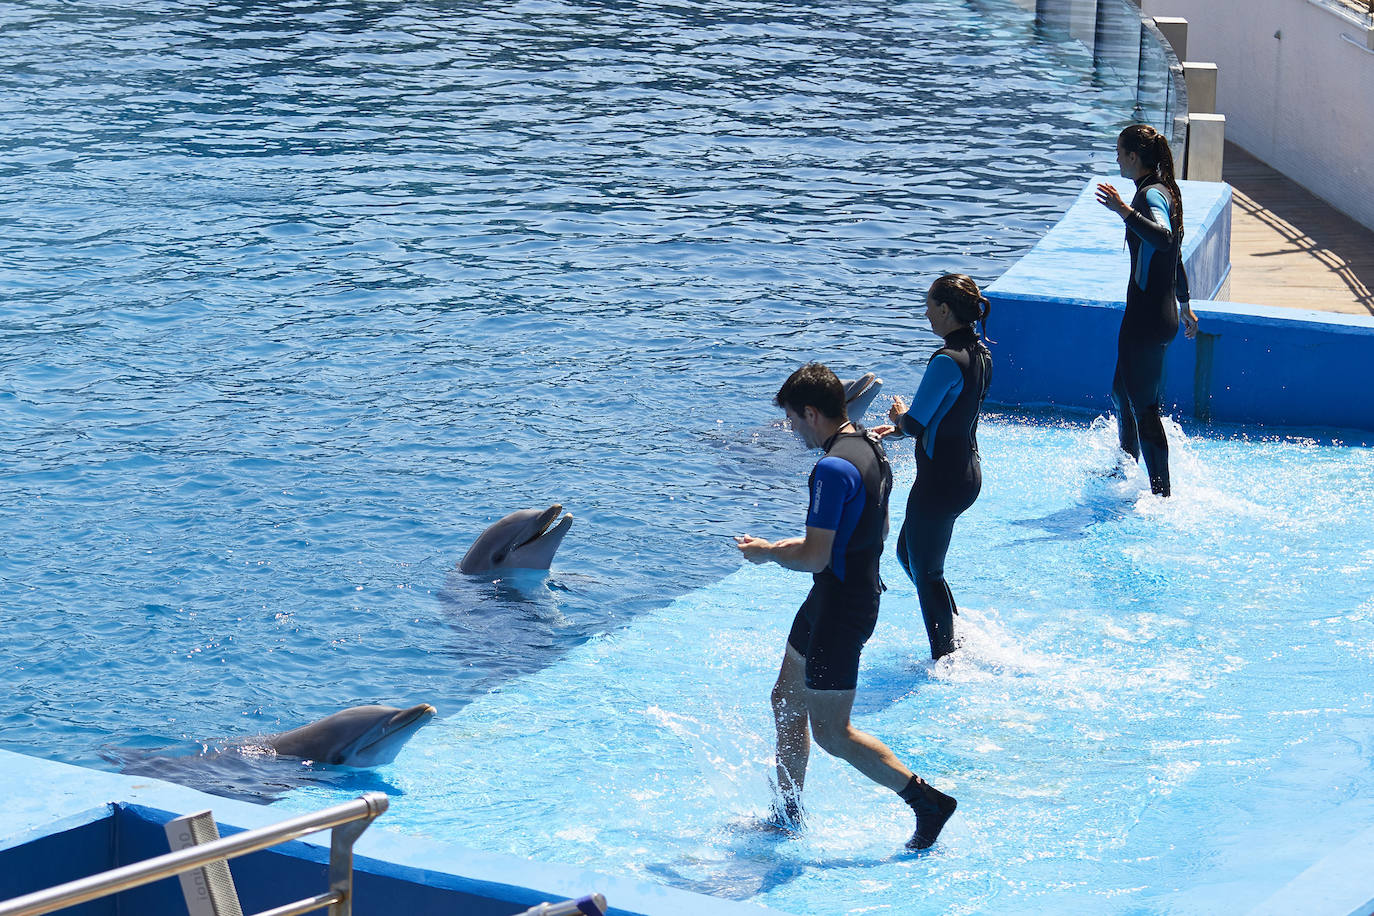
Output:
[988,176,1374,435]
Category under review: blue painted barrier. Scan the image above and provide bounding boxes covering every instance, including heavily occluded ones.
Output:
[0,751,791,916]
[986,176,1374,433]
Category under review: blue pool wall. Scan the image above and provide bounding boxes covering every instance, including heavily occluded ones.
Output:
[0,751,791,916]
[986,176,1374,434]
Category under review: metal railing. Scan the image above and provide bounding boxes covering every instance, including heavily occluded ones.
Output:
[514,894,608,916]
[1333,0,1374,21]
[0,793,389,916]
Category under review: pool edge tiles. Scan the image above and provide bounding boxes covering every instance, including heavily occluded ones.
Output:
[987,176,1374,433]
[0,749,796,916]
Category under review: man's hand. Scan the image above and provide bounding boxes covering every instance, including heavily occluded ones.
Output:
[735,535,773,564]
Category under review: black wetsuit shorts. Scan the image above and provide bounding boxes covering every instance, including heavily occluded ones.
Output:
[786,576,881,691]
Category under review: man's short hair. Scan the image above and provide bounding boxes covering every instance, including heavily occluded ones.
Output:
[774,362,847,420]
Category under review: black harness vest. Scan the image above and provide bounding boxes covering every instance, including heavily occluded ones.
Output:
[811,426,892,590]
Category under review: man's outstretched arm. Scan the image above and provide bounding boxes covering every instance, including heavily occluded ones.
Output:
[736,526,836,573]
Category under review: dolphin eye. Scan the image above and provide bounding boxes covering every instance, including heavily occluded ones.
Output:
[493,552,506,564]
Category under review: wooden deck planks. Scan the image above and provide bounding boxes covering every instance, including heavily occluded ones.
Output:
[1221,141,1374,316]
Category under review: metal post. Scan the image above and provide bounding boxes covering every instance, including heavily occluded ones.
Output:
[1185,113,1227,182]
[326,814,375,916]
[1152,16,1188,61]
[1182,62,1218,114]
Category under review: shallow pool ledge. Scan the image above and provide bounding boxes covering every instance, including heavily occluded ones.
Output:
[0,749,794,916]
[1245,819,1374,916]
[986,176,1374,434]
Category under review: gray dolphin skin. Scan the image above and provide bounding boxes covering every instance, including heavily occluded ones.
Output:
[843,373,884,420]
[458,504,574,574]
[267,703,437,767]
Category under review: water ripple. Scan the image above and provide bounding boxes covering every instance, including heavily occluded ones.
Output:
[0,0,1139,767]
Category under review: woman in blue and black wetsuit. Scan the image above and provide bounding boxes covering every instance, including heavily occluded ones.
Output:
[1094,124,1200,497]
[877,274,992,661]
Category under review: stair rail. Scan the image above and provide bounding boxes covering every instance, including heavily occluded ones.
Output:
[0,792,388,916]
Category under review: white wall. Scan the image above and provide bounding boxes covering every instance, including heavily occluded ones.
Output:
[1143,0,1374,231]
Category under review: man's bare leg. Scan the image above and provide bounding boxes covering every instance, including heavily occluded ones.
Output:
[771,645,811,817]
[805,685,957,849]
[803,685,911,791]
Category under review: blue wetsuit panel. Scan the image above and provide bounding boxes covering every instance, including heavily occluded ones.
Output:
[1133,187,1173,289]
[897,353,964,459]
[805,455,865,583]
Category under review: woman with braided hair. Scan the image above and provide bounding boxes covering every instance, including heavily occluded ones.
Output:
[1094,124,1200,497]
[876,274,992,661]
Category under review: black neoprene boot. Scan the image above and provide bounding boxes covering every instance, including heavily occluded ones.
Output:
[899,775,957,850]
[763,785,805,835]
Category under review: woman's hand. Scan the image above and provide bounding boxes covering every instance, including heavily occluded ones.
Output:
[1095,182,1131,219]
[888,395,908,426]
[871,424,897,440]
[1180,302,1199,339]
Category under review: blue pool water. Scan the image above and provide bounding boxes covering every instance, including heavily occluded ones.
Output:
[281,417,1374,914]
[0,0,1135,762]
[6,1,1372,914]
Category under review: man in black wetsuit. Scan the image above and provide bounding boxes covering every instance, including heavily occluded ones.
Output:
[736,362,958,851]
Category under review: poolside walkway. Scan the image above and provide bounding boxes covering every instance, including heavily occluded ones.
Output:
[1223,141,1374,316]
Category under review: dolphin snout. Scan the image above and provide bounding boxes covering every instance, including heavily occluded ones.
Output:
[390,703,437,728]
[460,504,575,574]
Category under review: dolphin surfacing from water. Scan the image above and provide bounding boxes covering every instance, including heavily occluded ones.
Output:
[267,703,437,767]
[106,703,438,802]
[459,504,574,575]
[843,373,884,421]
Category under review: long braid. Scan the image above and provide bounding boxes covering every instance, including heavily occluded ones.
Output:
[1151,134,1184,240]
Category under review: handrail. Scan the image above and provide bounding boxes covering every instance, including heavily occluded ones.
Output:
[514,894,608,916]
[1332,0,1374,21]
[0,792,389,916]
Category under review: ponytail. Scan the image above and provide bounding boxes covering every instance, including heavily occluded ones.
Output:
[1119,124,1184,238]
[929,273,993,342]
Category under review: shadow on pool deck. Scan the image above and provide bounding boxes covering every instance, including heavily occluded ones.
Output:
[1224,141,1374,316]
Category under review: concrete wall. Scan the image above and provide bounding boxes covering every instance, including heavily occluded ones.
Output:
[987,176,1374,434]
[1142,0,1374,232]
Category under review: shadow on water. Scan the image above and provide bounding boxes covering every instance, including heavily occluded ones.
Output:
[849,661,935,717]
[101,743,405,805]
[1005,478,1138,545]
[435,567,621,689]
[644,819,909,900]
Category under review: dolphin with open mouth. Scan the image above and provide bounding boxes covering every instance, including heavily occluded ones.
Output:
[267,703,437,767]
[458,504,574,575]
[843,373,884,420]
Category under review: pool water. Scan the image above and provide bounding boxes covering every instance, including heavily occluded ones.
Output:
[283,416,1374,915]
[6,1,1370,913]
[0,0,1138,764]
